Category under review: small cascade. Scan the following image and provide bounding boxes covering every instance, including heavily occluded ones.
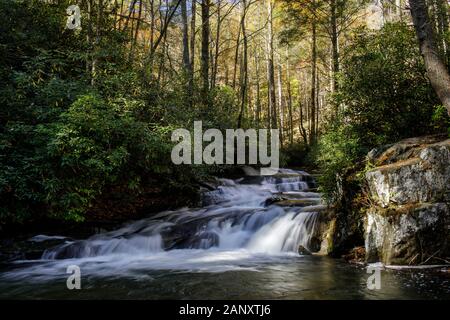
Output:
[42,169,323,261]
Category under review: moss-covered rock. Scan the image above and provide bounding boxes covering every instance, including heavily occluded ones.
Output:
[364,135,450,265]
[365,203,450,265]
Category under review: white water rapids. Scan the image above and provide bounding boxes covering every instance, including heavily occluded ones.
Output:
[2,169,327,280]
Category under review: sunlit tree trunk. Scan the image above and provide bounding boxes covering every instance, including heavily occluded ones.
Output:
[117,0,124,30]
[237,0,248,128]
[232,22,242,89]
[146,0,182,75]
[330,0,339,93]
[254,46,262,129]
[286,48,293,145]
[181,0,191,71]
[316,74,320,136]
[410,0,450,115]
[298,72,308,145]
[129,0,143,63]
[212,0,222,88]
[277,61,284,145]
[266,0,277,129]
[309,16,317,144]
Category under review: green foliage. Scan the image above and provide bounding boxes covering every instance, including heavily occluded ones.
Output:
[334,23,440,147]
[39,94,173,221]
[281,143,310,168]
[431,105,450,136]
[313,123,367,203]
[208,86,240,129]
[0,0,238,224]
[315,23,442,202]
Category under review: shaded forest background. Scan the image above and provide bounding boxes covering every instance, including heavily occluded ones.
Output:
[0,0,449,226]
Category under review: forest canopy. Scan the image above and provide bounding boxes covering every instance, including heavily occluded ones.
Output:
[0,0,449,225]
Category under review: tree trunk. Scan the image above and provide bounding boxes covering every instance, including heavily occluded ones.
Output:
[310,18,317,144]
[201,0,211,105]
[330,0,339,93]
[277,61,284,145]
[147,0,182,70]
[150,0,155,49]
[113,0,119,30]
[410,0,450,115]
[129,0,143,63]
[181,0,191,72]
[212,0,222,88]
[190,0,196,91]
[286,48,293,145]
[316,74,320,136]
[157,30,168,85]
[237,0,248,128]
[266,0,277,129]
[299,100,308,145]
[118,0,124,30]
[86,0,92,75]
[255,46,262,129]
[232,22,242,89]
[181,0,193,106]
[436,0,450,67]
[298,71,308,145]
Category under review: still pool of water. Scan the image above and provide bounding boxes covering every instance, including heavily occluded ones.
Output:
[1,254,449,299]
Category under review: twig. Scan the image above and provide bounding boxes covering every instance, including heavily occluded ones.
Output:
[420,249,441,265]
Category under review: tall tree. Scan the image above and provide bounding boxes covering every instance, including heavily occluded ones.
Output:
[277,60,284,144]
[237,0,249,128]
[232,22,242,89]
[309,3,317,144]
[181,0,191,72]
[129,0,143,63]
[266,0,278,129]
[410,0,450,115]
[212,0,222,88]
[145,0,182,73]
[285,47,294,144]
[254,45,262,128]
[330,0,339,92]
[190,0,197,90]
[201,0,211,105]
[181,0,193,104]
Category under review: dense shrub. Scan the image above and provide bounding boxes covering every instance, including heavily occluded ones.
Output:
[0,0,237,224]
[315,23,447,202]
[334,23,441,146]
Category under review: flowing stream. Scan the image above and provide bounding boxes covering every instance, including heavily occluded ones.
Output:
[0,169,449,299]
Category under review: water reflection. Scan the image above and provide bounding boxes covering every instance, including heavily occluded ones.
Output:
[0,255,449,299]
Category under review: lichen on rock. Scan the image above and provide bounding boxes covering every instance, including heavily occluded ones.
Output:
[363,135,450,265]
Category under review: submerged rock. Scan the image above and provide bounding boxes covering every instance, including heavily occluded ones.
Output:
[264,195,285,206]
[298,245,311,255]
[364,135,450,265]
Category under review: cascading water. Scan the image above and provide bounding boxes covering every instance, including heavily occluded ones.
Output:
[42,169,323,258]
[2,169,449,300]
[2,168,326,279]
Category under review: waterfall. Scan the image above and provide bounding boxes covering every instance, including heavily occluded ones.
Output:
[42,169,324,261]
